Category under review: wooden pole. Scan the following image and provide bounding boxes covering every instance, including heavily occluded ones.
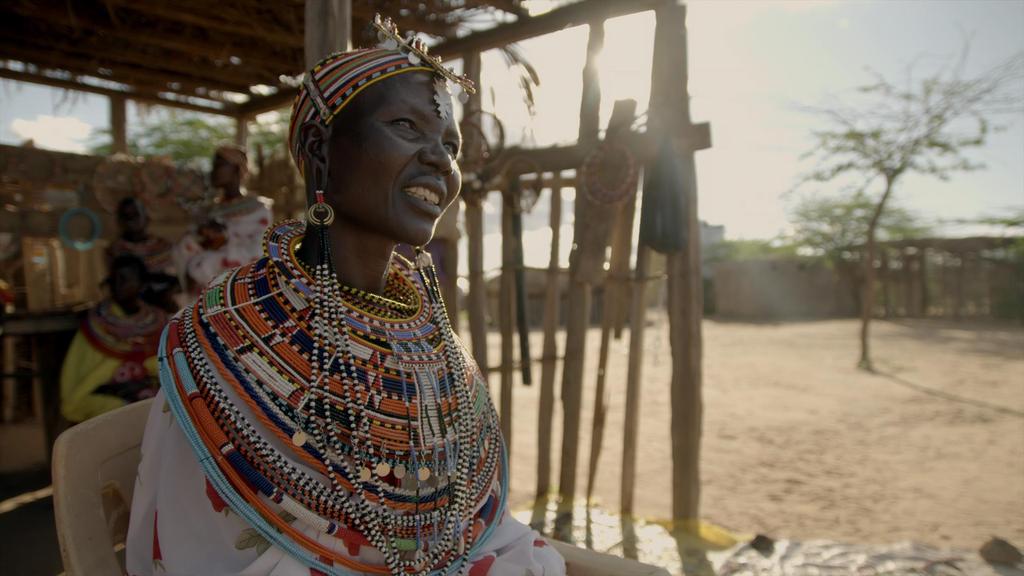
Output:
[880,249,892,318]
[110,94,127,154]
[578,21,604,148]
[620,246,650,516]
[463,51,489,378]
[956,251,966,319]
[510,177,533,385]
[304,0,351,68]
[1,336,15,423]
[655,3,705,525]
[441,239,460,332]
[557,18,604,516]
[939,252,948,316]
[905,249,913,315]
[536,178,563,500]
[919,247,929,316]
[585,192,636,503]
[234,115,249,149]
[499,195,516,459]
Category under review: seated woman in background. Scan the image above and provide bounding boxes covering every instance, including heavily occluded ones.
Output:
[126,18,564,576]
[177,144,274,295]
[60,254,167,423]
[107,196,181,312]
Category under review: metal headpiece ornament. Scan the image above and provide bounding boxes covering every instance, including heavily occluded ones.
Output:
[372,14,476,96]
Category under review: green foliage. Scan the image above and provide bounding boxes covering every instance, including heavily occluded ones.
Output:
[705,238,799,263]
[799,50,1023,191]
[247,109,290,159]
[87,109,289,166]
[794,45,1022,368]
[788,193,931,262]
[951,207,1024,231]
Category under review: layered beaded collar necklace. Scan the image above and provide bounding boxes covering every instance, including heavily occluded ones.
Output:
[165,220,504,575]
[82,300,165,360]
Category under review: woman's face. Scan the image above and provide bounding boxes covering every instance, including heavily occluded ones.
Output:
[211,152,243,190]
[110,264,143,308]
[322,72,462,247]
[117,199,147,238]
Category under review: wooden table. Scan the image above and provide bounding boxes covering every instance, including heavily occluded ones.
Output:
[1,305,87,464]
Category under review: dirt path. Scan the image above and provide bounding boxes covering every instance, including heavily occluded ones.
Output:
[489,317,1024,550]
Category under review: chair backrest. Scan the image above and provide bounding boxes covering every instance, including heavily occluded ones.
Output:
[50,397,670,576]
[52,398,153,576]
[548,539,672,576]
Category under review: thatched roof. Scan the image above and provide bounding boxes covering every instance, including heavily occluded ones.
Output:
[0,0,526,116]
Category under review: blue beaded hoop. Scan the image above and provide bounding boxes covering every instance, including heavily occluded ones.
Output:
[58,207,102,251]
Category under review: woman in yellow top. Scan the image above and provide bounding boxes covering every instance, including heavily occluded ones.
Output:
[60,253,167,423]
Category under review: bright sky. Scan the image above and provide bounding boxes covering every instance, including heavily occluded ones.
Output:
[2,0,1022,252]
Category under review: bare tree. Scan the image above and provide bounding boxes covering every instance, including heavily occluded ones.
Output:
[798,47,1023,370]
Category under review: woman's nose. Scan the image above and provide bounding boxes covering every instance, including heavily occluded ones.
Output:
[419,140,454,176]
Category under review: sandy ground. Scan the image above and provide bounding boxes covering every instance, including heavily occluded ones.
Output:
[485,316,1024,551]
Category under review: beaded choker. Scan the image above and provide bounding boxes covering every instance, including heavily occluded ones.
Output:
[160,220,506,575]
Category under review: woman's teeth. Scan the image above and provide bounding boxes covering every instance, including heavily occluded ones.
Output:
[403,186,440,206]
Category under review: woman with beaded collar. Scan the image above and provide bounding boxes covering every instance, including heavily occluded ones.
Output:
[174,144,274,298]
[125,17,565,576]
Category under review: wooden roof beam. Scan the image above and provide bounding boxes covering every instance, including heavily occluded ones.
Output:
[0,44,251,99]
[103,0,304,48]
[0,30,274,91]
[240,0,673,117]
[462,0,529,18]
[0,66,238,117]
[432,0,674,59]
[5,3,300,70]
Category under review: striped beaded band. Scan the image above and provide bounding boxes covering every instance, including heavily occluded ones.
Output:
[288,49,434,174]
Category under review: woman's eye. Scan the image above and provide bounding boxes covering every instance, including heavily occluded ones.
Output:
[392,118,417,131]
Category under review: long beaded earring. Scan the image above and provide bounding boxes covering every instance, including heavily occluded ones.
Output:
[305,183,344,501]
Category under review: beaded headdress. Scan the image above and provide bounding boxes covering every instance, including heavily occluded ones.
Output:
[288,14,475,175]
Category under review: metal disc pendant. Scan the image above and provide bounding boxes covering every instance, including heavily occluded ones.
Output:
[393,464,406,479]
[359,466,372,482]
[291,430,308,447]
[417,466,431,481]
[375,462,391,477]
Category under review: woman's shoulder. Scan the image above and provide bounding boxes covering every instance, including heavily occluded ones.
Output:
[190,255,277,313]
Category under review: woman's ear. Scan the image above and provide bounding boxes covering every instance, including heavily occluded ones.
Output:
[300,121,329,192]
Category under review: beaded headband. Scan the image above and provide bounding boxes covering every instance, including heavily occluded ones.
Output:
[288,14,476,174]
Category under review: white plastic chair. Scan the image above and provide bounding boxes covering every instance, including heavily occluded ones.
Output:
[51,398,669,576]
[52,398,152,575]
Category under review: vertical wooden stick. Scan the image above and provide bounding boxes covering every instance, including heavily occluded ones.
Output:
[1,334,16,423]
[463,51,489,377]
[557,277,591,514]
[234,115,249,148]
[536,179,563,500]
[919,247,929,316]
[110,95,127,155]
[653,3,705,524]
[436,206,461,330]
[557,18,604,517]
[304,0,351,68]
[881,249,892,318]
[585,194,635,503]
[500,193,516,459]
[510,177,533,385]
[620,246,650,516]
